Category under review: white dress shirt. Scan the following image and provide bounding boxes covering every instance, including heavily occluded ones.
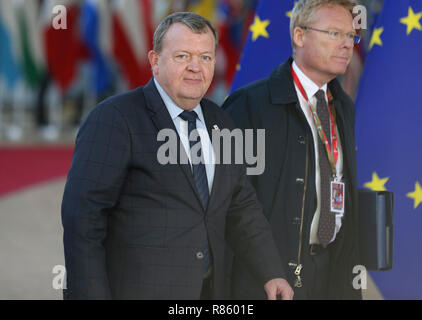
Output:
[154,78,215,194]
[292,61,344,245]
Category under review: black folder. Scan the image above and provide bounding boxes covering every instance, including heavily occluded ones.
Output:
[358,189,394,271]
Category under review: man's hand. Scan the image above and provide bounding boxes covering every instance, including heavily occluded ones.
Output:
[264,278,294,300]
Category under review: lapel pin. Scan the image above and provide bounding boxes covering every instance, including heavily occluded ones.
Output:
[213,124,220,131]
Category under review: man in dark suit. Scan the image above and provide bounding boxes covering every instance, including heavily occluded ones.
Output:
[61,12,293,300]
[224,0,362,299]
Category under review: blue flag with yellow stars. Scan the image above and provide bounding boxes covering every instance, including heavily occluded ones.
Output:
[355,0,422,299]
[230,0,297,92]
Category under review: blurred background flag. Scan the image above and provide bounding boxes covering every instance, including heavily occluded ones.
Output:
[188,0,217,22]
[17,0,46,89]
[230,0,296,92]
[41,0,89,93]
[81,0,112,96]
[0,0,22,89]
[111,0,154,89]
[355,0,422,299]
[216,0,257,89]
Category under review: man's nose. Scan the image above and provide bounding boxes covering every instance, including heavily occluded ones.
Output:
[187,56,201,72]
[341,36,355,49]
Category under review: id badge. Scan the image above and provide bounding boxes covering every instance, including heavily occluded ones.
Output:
[330,181,345,214]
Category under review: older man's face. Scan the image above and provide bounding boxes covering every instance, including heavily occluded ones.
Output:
[149,23,216,110]
[300,4,355,81]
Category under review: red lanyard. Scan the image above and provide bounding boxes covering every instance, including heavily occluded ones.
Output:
[291,65,339,175]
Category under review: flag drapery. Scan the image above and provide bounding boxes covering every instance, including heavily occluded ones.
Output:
[42,0,89,92]
[81,0,112,95]
[230,0,296,92]
[0,1,21,89]
[17,0,46,88]
[112,0,153,89]
[355,0,422,299]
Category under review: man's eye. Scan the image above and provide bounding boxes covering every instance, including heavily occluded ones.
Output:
[331,31,340,37]
[347,33,356,40]
[202,56,212,62]
[175,54,188,61]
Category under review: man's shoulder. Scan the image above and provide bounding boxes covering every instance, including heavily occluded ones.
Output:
[100,86,145,112]
[85,86,146,121]
[225,77,271,106]
[222,61,293,112]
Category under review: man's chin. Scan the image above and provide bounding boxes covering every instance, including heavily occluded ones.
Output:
[177,95,204,109]
[330,65,349,77]
[180,92,205,102]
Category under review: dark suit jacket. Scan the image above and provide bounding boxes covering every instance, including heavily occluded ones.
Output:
[61,79,285,299]
[224,58,361,299]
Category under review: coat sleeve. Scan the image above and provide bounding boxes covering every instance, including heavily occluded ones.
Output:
[225,163,286,285]
[223,88,260,188]
[220,99,286,286]
[61,103,131,299]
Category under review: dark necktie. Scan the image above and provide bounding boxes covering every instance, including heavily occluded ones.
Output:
[315,90,336,247]
[179,110,210,209]
[179,110,212,275]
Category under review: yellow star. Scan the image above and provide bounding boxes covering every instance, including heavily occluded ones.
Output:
[407,182,422,209]
[286,2,299,18]
[368,26,383,50]
[249,15,270,42]
[236,64,241,71]
[364,172,389,191]
[400,6,422,35]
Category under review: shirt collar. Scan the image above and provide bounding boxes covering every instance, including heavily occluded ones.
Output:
[154,78,205,123]
[292,60,328,100]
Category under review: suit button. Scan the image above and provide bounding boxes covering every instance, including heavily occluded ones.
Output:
[196,252,204,260]
[297,136,305,144]
[296,178,304,185]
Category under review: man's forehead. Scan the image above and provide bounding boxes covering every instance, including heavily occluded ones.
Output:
[165,22,213,39]
[161,26,216,53]
[311,4,354,29]
[163,24,213,42]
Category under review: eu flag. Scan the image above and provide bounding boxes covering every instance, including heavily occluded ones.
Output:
[355,0,422,299]
[230,0,296,92]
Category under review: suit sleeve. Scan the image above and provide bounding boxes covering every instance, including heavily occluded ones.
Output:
[61,103,131,299]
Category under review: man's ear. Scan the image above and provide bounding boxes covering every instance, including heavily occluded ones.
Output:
[148,50,159,76]
[293,26,305,49]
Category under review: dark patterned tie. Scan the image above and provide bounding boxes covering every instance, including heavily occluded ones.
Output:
[179,110,210,209]
[315,90,336,247]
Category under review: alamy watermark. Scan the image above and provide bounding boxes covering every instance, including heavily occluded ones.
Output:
[52,265,66,290]
[157,128,265,175]
[352,265,367,290]
[353,5,367,30]
[52,5,67,30]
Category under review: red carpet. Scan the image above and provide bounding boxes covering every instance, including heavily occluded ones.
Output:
[0,146,74,198]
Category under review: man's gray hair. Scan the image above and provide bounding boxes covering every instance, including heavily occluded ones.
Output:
[290,0,356,54]
[153,12,219,53]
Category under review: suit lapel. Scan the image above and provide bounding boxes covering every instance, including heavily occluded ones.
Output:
[143,80,203,209]
[201,101,223,212]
